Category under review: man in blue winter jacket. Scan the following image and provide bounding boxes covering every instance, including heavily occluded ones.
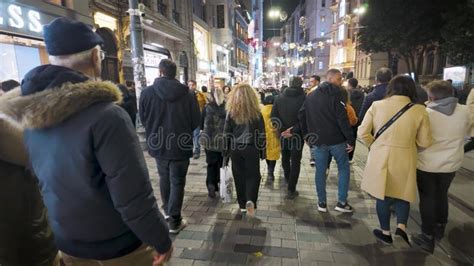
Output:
[1,17,173,265]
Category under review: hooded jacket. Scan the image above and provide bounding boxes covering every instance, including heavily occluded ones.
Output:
[0,65,171,260]
[270,86,306,134]
[140,77,201,160]
[200,100,226,152]
[418,97,471,173]
[359,83,389,122]
[0,90,57,266]
[299,82,355,147]
[349,88,365,117]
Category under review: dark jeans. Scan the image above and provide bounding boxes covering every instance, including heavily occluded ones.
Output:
[376,197,410,231]
[281,136,303,192]
[155,158,190,225]
[417,169,455,236]
[230,145,261,209]
[193,128,201,155]
[348,127,358,160]
[312,143,350,203]
[266,160,276,176]
[205,150,223,191]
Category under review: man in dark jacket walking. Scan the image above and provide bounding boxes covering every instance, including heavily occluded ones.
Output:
[140,59,201,234]
[0,18,173,265]
[358,67,393,122]
[271,77,306,199]
[299,69,355,213]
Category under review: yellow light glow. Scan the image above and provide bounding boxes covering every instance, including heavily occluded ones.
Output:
[94,12,117,31]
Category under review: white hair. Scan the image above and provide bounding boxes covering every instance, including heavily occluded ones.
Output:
[48,45,100,69]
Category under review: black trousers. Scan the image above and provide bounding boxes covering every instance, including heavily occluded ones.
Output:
[205,150,223,191]
[281,136,303,192]
[155,158,190,226]
[230,145,261,209]
[465,137,474,153]
[416,169,455,236]
[348,126,358,160]
[266,160,276,175]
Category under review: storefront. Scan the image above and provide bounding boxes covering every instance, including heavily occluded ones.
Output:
[193,22,211,88]
[143,43,170,86]
[0,1,91,82]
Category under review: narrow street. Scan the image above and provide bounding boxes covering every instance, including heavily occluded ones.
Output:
[145,145,474,265]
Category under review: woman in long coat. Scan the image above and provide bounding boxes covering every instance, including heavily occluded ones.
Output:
[358,75,432,245]
[261,95,281,181]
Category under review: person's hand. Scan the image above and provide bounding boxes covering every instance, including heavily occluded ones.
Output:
[281,127,293,138]
[153,245,174,266]
[346,144,354,153]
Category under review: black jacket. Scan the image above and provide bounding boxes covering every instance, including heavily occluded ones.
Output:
[350,88,365,117]
[118,84,137,126]
[223,114,266,157]
[270,86,306,134]
[299,82,355,147]
[0,114,57,266]
[1,65,171,260]
[359,83,388,122]
[139,77,201,160]
[200,101,226,152]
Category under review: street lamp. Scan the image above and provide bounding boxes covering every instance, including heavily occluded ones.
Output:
[268,9,280,19]
[353,6,367,15]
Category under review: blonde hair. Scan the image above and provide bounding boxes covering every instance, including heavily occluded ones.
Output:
[226,84,261,125]
[208,86,225,106]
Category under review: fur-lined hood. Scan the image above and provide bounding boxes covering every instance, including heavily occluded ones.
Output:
[0,80,122,130]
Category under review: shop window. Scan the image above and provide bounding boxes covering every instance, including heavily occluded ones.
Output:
[436,55,446,74]
[96,28,119,83]
[425,51,435,75]
[217,5,225,28]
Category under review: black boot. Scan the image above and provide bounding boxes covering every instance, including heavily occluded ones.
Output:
[395,228,411,246]
[373,229,393,244]
[412,233,435,253]
[207,184,216,198]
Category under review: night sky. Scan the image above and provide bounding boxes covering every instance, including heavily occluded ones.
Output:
[263,0,300,40]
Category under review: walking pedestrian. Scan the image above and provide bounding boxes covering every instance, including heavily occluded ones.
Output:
[413,81,471,253]
[201,86,226,198]
[359,67,393,121]
[140,59,201,234]
[224,84,266,216]
[342,87,359,162]
[271,77,306,199]
[358,75,432,245]
[0,92,59,266]
[261,95,281,181]
[465,89,474,153]
[117,84,137,126]
[306,75,321,166]
[1,17,173,264]
[188,80,206,159]
[299,69,355,213]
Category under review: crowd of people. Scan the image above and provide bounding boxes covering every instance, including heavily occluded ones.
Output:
[0,17,473,265]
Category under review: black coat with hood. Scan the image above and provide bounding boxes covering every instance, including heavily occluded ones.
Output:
[299,82,355,147]
[270,86,306,135]
[0,65,171,260]
[0,95,57,266]
[139,77,201,160]
[200,98,226,152]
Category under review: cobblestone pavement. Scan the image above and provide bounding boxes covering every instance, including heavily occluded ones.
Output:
[145,145,473,266]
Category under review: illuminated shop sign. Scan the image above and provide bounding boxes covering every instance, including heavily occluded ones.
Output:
[0,2,56,38]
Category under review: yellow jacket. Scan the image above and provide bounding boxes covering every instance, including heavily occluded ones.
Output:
[196,91,207,112]
[261,105,281,160]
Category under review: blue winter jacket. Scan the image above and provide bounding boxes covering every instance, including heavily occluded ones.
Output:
[3,65,171,260]
[358,83,389,122]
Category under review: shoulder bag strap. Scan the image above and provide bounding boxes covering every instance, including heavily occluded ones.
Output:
[374,102,415,141]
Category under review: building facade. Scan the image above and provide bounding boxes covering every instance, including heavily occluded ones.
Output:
[193,0,212,89]
[89,0,195,85]
[0,0,91,82]
[328,0,359,75]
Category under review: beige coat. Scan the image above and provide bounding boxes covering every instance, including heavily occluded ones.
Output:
[358,96,432,202]
[467,89,474,137]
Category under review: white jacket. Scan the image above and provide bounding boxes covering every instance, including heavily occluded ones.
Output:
[418,99,471,173]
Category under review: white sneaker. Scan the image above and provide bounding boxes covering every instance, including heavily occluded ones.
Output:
[317,202,328,213]
[246,201,255,216]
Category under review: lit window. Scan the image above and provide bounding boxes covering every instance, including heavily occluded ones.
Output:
[338,24,345,41]
[336,48,344,64]
[318,61,323,70]
[320,31,325,37]
[339,0,346,18]
[321,16,325,22]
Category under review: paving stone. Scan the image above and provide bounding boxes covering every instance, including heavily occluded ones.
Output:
[238,228,267,237]
[212,251,248,264]
[168,258,194,266]
[191,231,223,241]
[297,232,329,242]
[180,248,214,261]
[300,250,334,262]
[174,239,204,249]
